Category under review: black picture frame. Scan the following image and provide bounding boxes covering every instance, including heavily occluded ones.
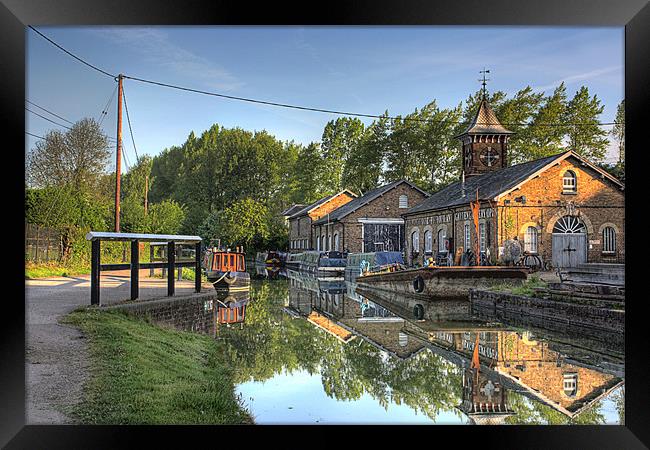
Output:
[5,0,648,447]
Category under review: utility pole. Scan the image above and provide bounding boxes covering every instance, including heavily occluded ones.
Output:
[114,74,124,232]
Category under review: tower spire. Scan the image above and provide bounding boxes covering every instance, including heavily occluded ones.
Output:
[479,68,490,99]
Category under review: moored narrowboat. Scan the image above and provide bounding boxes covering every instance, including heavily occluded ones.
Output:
[204,246,251,292]
[356,266,528,300]
[285,251,347,276]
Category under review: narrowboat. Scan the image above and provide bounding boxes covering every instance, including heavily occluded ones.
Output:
[286,250,347,276]
[345,251,405,280]
[356,266,528,300]
[203,246,251,292]
[255,250,287,266]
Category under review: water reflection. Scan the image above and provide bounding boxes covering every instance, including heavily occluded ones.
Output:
[210,265,624,424]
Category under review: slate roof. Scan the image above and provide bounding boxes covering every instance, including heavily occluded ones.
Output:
[288,190,357,220]
[312,180,429,225]
[281,204,306,217]
[457,98,514,136]
[404,152,565,215]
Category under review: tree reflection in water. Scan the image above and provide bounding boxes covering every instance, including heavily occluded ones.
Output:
[214,278,622,425]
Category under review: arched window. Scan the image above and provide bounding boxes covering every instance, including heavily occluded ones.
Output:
[316,236,320,251]
[321,236,325,252]
[603,226,616,253]
[411,230,420,254]
[424,230,432,253]
[563,170,577,193]
[553,216,586,234]
[438,229,446,253]
[334,233,340,251]
[524,226,538,253]
[399,194,409,209]
[563,373,578,397]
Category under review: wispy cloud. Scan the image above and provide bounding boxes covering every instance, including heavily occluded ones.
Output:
[91,27,244,91]
[532,66,622,92]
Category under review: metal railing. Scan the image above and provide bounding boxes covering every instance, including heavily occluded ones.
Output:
[85,231,202,306]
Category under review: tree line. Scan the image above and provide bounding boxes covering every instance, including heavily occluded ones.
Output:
[26,84,624,258]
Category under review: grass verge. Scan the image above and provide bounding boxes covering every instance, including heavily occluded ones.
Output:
[25,262,91,279]
[62,308,253,424]
[488,275,547,296]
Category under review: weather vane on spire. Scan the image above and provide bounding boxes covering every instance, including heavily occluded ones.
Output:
[479,68,490,99]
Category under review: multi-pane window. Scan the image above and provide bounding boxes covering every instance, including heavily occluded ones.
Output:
[603,227,616,253]
[464,224,471,252]
[411,230,420,254]
[424,230,432,253]
[524,226,538,253]
[399,195,409,209]
[479,222,486,253]
[563,170,577,193]
[563,373,578,397]
[438,229,446,253]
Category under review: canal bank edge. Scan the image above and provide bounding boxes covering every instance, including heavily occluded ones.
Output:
[61,302,253,425]
[469,289,624,333]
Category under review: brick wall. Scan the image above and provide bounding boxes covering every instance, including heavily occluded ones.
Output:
[404,156,625,266]
[104,292,219,336]
[314,183,428,253]
[497,158,625,264]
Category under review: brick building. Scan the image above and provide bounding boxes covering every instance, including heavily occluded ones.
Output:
[403,97,625,268]
[311,180,429,253]
[286,190,357,252]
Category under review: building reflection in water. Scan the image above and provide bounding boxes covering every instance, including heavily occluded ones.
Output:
[281,269,624,424]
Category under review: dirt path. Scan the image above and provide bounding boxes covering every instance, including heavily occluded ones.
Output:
[25,272,212,424]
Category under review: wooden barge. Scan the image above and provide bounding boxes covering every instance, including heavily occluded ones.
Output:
[204,247,251,292]
[356,266,528,300]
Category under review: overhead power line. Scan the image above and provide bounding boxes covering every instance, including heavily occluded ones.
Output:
[122,85,140,162]
[28,25,115,79]
[31,25,621,129]
[98,84,118,125]
[26,107,73,130]
[25,100,74,125]
[25,131,47,140]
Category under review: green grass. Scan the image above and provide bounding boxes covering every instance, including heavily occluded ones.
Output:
[149,267,203,281]
[488,275,547,296]
[25,262,91,279]
[62,308,253,424]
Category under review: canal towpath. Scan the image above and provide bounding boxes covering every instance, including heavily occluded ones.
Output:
[25,270,213,424]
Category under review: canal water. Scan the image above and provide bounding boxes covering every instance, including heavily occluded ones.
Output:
[207,266,623,425]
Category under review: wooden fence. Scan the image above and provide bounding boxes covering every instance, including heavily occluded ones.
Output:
[25,223,62,263]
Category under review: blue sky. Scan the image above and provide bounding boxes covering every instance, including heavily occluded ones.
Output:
[26,26,624,170]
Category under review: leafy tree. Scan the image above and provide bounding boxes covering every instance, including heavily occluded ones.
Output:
[26,118,111,191]
[495,86,545,165]
[290,142,328,204]
[319,117,366,193]
[198,198,269,250]
[565,86,609,162]
[342,113,389,194]
[146,199,185,234]
[121,156,153,233]
[611,99,625,163]
[527,83,569,159]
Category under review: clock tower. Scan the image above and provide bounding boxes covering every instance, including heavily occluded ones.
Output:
[456,95,514,178]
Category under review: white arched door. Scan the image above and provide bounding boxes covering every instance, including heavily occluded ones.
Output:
[552,216,587,268]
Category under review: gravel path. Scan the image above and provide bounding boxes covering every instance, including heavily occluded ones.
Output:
[25,271,211,424]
